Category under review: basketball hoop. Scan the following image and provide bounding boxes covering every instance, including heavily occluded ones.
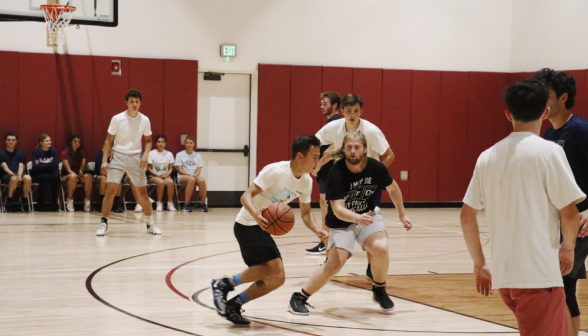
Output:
[40,4,76,45]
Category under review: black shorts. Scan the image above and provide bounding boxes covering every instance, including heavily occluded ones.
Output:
[318,177,327,194]
[234,222,282,267]
[1,174,12,185]
[565,235,588,280]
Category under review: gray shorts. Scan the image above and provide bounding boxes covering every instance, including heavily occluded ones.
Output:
[327,213,387,256]
[106,152,147,187]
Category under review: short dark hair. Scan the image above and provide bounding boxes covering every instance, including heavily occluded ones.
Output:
[532,68,576,110]
[184,135,195,144]
[291,135,320,160]
[341,93,364,109]
[321,92,341,110]
[125,89,142,102]
[502,79,549,122]
[155,135,167,143]
[5,131,17,140]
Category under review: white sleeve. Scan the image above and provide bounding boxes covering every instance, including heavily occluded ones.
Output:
[315,123,335,146]
[298,176,312,204]
[196,153,204,168]
[463,160,485,210]
[107,116,119,136]
[167,152,175,164]
[147,151,154,164]
[253,165,279,191]
[545,148,587,210]
[175,152,183,166]
[143,117,153,136]
[371,127,390,156]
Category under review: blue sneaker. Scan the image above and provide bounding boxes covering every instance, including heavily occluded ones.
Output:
[201,204,209,212]
[184,204,193,212]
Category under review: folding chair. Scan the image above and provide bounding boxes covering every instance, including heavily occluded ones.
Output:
[26,161,39,212]
[173,166,203,210]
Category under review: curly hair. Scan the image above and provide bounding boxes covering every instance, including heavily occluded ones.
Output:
[532,68,576,110]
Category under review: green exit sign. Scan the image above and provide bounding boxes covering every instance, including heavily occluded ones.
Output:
[221,44,237,57]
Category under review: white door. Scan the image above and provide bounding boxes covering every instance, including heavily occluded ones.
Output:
[197,73,250,192]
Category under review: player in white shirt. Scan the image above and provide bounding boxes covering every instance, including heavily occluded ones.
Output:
[205,136,328,325]
[461,79,586,336]
[95,90,161,236]
[147,135,176,212]
[313,93,395,282]
[175,135,208,212]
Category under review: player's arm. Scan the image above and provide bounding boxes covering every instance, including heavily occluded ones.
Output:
[560,202,581,275]
[299,202,328,241]
[147,164,158,176]
[330,199,374,226]
[240,182,269,228]
[194,167,202,178]
[385,180,411,230]
[312,144,334,176]
[460,204,492,296]
[17,162,24,179]
[141,135,152,169]
[380,147,395,167]
[1,162,14,175]
[101,134,115,175]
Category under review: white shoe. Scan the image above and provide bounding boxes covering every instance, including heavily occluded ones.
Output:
[156,202,163,212]
[149,197,155,203]
[135,204,143,212]
[147,223,162,235]
[84,199,91,212]
[96,222,108,236]
[167,202,177,212]
[67,199,75,212]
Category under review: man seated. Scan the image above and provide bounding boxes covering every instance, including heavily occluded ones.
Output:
[0,131,32,212]
[175,135,208,212]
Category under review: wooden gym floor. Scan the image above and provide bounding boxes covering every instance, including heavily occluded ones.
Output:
[1,207,586,335]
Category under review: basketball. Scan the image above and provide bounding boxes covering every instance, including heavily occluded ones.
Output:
[262,202,295,236]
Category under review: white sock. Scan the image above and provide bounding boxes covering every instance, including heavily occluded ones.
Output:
[145,215,153,225]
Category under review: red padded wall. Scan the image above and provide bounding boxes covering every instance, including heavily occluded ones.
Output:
[92,56,130,155]
[438,71,469,202]
[18,53,57,156]
[495,73,511,141]
[163,59,198,155]
[352,68,383,127]
[0,51,19,148]
[130,58,165,139]
[321,67,352,121]
[410,71,441,201]
[55,54,94,158]
[382,70,412,201]
[257,64,291,173]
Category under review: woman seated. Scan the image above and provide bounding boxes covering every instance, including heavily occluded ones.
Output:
[31,134,60,211]
[147,135,176,211]
[61,135,93,212]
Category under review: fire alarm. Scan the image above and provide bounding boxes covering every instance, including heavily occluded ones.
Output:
[111,60,121,75]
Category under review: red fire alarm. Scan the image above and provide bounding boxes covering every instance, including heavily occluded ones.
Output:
[111,60,121,75]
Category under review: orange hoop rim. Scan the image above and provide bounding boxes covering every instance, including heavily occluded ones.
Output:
[40,4,77,13]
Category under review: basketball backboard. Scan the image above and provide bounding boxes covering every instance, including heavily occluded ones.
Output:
[0,0,117,27]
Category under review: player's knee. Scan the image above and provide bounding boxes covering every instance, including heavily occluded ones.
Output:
[23,175,32,182]
[369,244,388,258]
[165,179,174,187]
[9,175,18,183]
[68,173,78,181]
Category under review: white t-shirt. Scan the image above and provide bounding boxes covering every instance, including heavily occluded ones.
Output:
[175,150,203,176]
[315,118,389,160]
[148,149,174,176]
[236,161,313,226]
[463,132,586,289]
[107,111,152,155]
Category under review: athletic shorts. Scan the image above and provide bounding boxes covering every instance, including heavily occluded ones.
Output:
[106,152,147,187]
[1,174,12,185]
[565,235,588,279]
[234,222,282,267]
[327,211,386,256]
[318,177,327,194]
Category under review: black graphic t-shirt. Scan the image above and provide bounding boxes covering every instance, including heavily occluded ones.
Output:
[325,157,393,229]
[317,114,343,182]
[543,114,588,212]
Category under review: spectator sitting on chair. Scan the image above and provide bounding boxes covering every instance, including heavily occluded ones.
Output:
[148,135,176,212]
[175,135,208,212]
[0,131,32,212]
[31,134,60,211]
[94,143,123,213]
[61,135,93,212]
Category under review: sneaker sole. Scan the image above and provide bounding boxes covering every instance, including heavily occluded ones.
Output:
[287,303,310,316]
[372,298,395,312]
[305,250,326,255]
[96,229,108,236]
[210,280,226,314]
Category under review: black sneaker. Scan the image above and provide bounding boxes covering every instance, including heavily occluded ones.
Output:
[364,264,374,284]
[288,292,313,316]
[210,278,234,314]
[3,201,12,213]
[305,241,326,255]
[21,198,30,213]
[112,204,124,213]
[184,204,193,212]
[372,285,394,312]
[220,301,250,325]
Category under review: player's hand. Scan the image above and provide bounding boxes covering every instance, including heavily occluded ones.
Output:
[311,168,318,177]
[355,211,374,226]
[399,215,412,231]
[101,162,109,175]
[578,210,588,238]
[559,246,574,275]
[161,173,169,179]
[474,264,493,296]
[254,208,270,229]
[140,157,148,170]
[16,176,23,183]
[316,229,329,242]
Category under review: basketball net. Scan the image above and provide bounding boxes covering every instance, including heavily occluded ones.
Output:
[40,4,76,46]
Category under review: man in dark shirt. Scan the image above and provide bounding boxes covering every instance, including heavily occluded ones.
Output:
[306,91,343,255]
[0,131,32,212]
[289,130,411,315]
[535,68,588,336]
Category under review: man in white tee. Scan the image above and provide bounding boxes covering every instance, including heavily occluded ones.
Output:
[313,93,394,282]
[95,89,161,236]
[204,135,328,325]
[461,79,586,336]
